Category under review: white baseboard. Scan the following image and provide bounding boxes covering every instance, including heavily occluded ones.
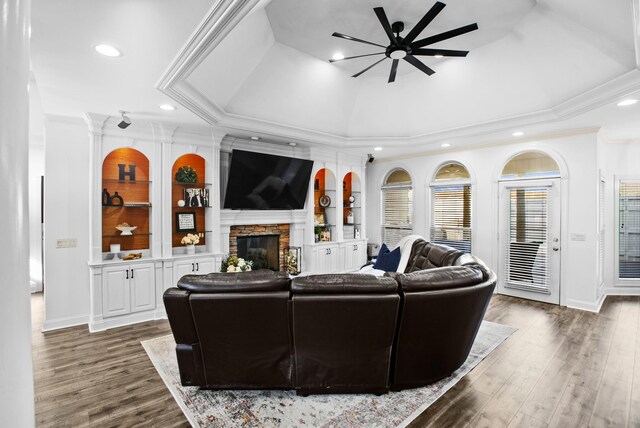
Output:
[604,287,640,296]
[42,314,90,332]
[566,294,606,313]
[89,310,159,333]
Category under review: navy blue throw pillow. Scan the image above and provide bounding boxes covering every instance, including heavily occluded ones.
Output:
[373,243,401,272]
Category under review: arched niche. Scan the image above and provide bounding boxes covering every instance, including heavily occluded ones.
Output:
[501,151,561,180]
[313,168,337,241]
[101,148,150,253]
[172,154,208,249]
[342,172,362,237]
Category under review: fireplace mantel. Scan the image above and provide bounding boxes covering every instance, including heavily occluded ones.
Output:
[219,210,308,264]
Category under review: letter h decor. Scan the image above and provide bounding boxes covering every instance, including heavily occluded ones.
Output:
[118,164,136,181]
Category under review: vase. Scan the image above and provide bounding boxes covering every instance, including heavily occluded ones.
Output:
[186,245,195,255]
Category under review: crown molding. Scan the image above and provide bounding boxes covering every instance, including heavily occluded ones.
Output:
[157,0,640,150]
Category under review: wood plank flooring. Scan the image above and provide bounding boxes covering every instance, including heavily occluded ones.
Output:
[31,293,640,427]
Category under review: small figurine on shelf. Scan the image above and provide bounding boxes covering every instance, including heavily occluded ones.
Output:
[181,233,200,255]
[346,210,354,225]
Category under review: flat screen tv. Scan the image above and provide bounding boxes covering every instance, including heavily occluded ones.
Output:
[224,150,314,210]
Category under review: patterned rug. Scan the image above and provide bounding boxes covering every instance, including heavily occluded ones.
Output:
[142,321,514,427]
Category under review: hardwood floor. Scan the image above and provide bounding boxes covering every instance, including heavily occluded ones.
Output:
[31,293,640,427]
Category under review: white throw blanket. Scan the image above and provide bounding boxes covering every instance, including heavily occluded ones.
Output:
[359,234,424,276]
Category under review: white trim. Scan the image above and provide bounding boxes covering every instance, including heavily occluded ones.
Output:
[42,314,90,332]
[566,294,606,313]
[89,309,162,333]
[613,175,640,287]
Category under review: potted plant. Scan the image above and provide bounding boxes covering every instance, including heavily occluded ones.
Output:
[175,165,198,183]
[220,255,253,272]
[314,225,323,243]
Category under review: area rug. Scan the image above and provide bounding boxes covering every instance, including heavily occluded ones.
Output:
[142,321,514,427]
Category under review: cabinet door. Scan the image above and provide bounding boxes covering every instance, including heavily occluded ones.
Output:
[195,258,214,274]
[354,242,366,270]
[103,266,130,318]
[130,263,155,313]
[314,247,327,274]
[327,245,340,273]
[173,259,195,286]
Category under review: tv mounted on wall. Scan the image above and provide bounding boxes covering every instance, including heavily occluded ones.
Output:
[224,150,314,210]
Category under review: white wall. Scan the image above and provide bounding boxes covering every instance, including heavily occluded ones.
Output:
[43,116,91,330]
[598,131,640,294]
[29,143,44,292]
[366,132,601,311]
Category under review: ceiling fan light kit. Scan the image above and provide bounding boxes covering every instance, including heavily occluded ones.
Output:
[330,1,478,83]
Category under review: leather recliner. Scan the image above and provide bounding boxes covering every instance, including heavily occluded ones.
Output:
[164,269,293,389]
[290,274,400,395]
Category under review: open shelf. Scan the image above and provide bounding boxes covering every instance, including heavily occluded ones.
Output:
[172,181,212,186]
[172,154,209,248]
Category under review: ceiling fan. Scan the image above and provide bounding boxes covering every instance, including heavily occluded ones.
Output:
[329,2,478,83]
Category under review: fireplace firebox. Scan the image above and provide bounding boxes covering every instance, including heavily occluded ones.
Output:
[237,235,280,271]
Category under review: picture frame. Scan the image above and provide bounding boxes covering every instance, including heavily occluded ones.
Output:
[183,188,209,208]
[175,212,196,233]
[314,213,326,226]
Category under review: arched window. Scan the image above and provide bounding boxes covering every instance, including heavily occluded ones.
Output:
[501,151,560,180]
[381,168,413,248]
[430,162,472,253]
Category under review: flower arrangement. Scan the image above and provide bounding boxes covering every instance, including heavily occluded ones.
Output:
[181,233,200,246]
[175,165,198,183]
[220,255,253,273]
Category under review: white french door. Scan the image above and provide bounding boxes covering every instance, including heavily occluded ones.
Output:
[498,179,561,304]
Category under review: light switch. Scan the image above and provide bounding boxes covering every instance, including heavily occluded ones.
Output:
[56,238,77,248]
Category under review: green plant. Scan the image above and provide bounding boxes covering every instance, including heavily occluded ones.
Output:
[175,165,198,183]
[314,225,323,236]
[220,255,253,273]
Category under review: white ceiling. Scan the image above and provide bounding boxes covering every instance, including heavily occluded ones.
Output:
[30,0,640,156]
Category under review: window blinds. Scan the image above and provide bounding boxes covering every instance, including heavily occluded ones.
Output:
[381,185,412,248]
[430,185,471,253]
[505,187,550,294]
[619,181,640,279]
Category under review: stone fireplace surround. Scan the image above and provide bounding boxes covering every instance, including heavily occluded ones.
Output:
[220,210,307,271]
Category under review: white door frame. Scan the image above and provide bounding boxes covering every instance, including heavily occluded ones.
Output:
[497,178,562,305]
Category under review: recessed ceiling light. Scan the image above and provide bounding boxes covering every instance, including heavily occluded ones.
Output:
[332,52,345,61]
[512,131,525,137]
[374,147,383,151]
[434,55,444,58]
[250,136,260,140]
[160,104,177,111]
[617,99,638,107]
[441,143,451,148]
[289,142,297,147]
[94,44,121,57]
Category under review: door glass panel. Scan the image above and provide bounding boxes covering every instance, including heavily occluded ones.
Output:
[505,187,550,294]
[619,181,640,279]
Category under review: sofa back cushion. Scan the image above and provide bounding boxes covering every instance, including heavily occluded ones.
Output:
[292,274,397,294]
[394,265,483,292]
[404,239,463,273]
[177,269,290,293]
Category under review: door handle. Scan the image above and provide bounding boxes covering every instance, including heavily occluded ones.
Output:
[196,262,199,271]
[131,268,134,279]
[192,263,195,272]
[328,248,331,255]
[553,247,560,251]
[126,269,129,279]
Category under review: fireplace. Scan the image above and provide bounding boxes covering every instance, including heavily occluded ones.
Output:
[237,235,280,271]
[228,223,291,271]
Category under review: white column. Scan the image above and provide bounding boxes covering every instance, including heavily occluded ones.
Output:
[0,0,35,426]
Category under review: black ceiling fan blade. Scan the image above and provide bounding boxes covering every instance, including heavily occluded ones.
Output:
[412,48,469,57]
[373,7,398,45]
[388,59,399,83]
[329,52,385,63]
[411,23,479,48]
[352,57,387,78]
[404,55,435,76]
[332,32,386,48]
[403,1,446,44]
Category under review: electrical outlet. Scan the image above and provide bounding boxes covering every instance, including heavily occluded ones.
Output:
[56,238,77,248]
[570,233,586,241]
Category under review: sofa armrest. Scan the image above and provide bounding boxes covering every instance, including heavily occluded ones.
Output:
[163,288,199,344]
[395,266,483,292]
[292,274,397,294]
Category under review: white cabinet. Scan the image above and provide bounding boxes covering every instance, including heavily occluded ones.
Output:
[172,256,216,285]
[305,243,340,274]
[102,262,155,318]
[340,240,367,272]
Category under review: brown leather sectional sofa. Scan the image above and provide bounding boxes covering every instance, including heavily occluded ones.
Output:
[163,239,496,395]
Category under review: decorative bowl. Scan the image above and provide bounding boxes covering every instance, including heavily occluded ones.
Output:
[116,225,137,235]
